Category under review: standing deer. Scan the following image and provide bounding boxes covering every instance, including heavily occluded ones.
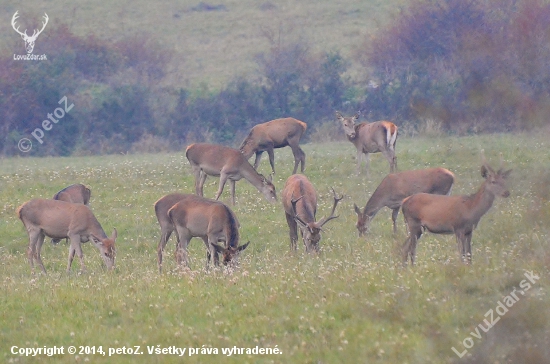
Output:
[239,117,307,174]
[17,199,116,274]
[354,168,455,236]
[401,162,511,265]
[186,143,277,205]
[282,174,343,252]
[167,194,249,268]
[51,184,92,244]
[11,11,49,54]
[154,193,192,273]
[336,111,398,175]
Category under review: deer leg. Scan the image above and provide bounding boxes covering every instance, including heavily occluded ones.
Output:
[157,227,173,274]
[229,179,236,206]
[68,235,85,273]
[290,144,305,174]
[356,149,363,175]
[464,231,473,264]
[215,173,229,201]
[34,232,47,274]
[26,229,40,273]
[391,208,400,235]
[285,213,298,251]
[192,165,203,195]
[253,151,263,170]
[382,149,397,173]
[174,227,190,268]
[207,237,220,267]
[364,153,371,176]
[197,172,207,197]
[266,148,276,174]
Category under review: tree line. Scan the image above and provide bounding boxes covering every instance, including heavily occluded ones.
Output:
[2,0,549,156]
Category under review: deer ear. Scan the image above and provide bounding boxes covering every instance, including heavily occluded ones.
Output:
[238,241,250,252]
[267,173,273,183]
[111,228,117,240]
[335,111,343,119]
[354,111,361,120]
[353,203,362,216]
[481,165,491,178]
[90,234,101,244]
[501,169,512,179]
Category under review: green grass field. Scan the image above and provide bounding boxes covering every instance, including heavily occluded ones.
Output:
[1,132,549,363]
[1,0,407,88]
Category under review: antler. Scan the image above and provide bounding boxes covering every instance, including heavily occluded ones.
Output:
[11,11,27,37]
[11,12,48,40]
[290,193,308,228]
[31,13,48,39]
[318,188,344,227]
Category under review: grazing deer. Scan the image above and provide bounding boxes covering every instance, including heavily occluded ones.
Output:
[282,174,343,252]
[17,199,116,274]
[239,117,307,174]
[167,194,249,268]
[336,111,398,175]
[11,11,49,54]
[354,168,455,236]
[401,162,511,265]
[51,184,92,244]
[154,193,192,273]
[186,143,277,205]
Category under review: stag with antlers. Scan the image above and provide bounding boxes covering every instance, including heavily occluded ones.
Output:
[282,174,343,252]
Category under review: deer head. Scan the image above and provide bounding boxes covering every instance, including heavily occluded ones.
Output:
[260,173,277,202]
[291,188,343,252]
[481,150,512,198]
[12,11,49,54]
[353,204,370,237]
[212,241,250,266]
[336,111,360,139]
[91,228,117,270]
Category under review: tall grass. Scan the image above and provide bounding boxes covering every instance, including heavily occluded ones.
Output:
[0,132,549,363]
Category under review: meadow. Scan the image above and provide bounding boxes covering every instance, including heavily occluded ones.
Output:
[0,132,549,363]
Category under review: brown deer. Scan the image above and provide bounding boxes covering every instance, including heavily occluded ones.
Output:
[282,174,343,252]
[51,184,92,244]
[354,168,455,236]
[401,162,511,265]
[154,193,193,273]
[186,143,277,205]
[17,199,116,274]
[336,111,398,175]
[167,194,249,268]
[239,117,307,174]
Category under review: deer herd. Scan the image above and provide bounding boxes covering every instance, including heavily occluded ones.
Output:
[16,113,512,274]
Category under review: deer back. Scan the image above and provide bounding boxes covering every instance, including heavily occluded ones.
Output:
[282,174,318,224]
[186,143,245,175]
[53,184,91,205]
[240,118,307,157]
[402,164,511,233]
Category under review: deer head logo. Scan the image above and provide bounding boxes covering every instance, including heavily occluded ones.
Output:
[11,11,49,54]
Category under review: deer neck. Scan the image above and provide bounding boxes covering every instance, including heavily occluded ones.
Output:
[89,218,108,240]
[363,188,386,217]
[467,182,496,222]
[240,162,265,189]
